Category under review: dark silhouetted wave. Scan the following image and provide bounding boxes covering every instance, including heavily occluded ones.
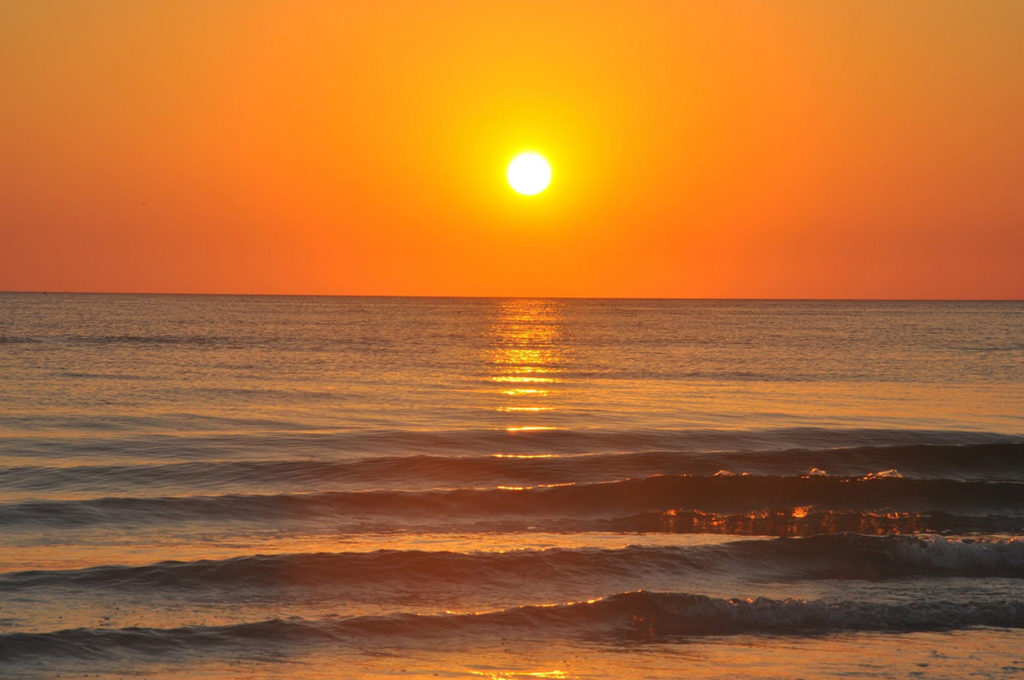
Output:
[3,427,1020,464]
[2,474,1021,530]
[3,591,1023,661]
[2,535,1022,593]
[602,508,1024,537]
[3,443,1023,498]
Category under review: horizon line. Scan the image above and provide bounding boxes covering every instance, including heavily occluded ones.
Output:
[2,290,1022,302]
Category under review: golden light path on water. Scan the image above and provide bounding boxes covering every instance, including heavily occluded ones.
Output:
[487,299,568,431]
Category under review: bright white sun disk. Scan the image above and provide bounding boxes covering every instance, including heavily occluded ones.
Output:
[507,153,551,195]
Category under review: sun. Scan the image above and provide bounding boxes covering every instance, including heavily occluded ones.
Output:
[507,152,552,195]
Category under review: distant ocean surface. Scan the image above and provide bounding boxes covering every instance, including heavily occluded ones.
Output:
[1,294,1023,679]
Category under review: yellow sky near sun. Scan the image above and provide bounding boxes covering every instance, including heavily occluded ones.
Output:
[1,0,1022,297]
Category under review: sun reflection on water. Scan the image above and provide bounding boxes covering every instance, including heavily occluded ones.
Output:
[496,406,551,412]
[471,671,567,680]
[487,299,569,431]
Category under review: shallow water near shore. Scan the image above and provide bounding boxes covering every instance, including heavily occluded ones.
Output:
[1,294,1023,677]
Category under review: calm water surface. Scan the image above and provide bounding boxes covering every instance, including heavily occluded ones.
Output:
[1,294,1023,678]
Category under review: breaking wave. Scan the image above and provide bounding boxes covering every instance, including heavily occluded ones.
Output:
[3,591,1022,661]
[3,535,1022,593]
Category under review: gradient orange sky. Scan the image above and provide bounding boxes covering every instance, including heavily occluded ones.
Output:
[2,1,1022,298]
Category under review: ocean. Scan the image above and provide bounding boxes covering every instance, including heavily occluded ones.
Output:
[1,294,1022,678]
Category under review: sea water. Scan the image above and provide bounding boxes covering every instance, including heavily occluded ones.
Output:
[1,295,1022,678]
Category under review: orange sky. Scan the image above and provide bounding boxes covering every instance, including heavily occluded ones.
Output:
[2,1,1022,298]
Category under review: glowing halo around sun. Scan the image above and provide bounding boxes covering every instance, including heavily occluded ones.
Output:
[506,152,552,195]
